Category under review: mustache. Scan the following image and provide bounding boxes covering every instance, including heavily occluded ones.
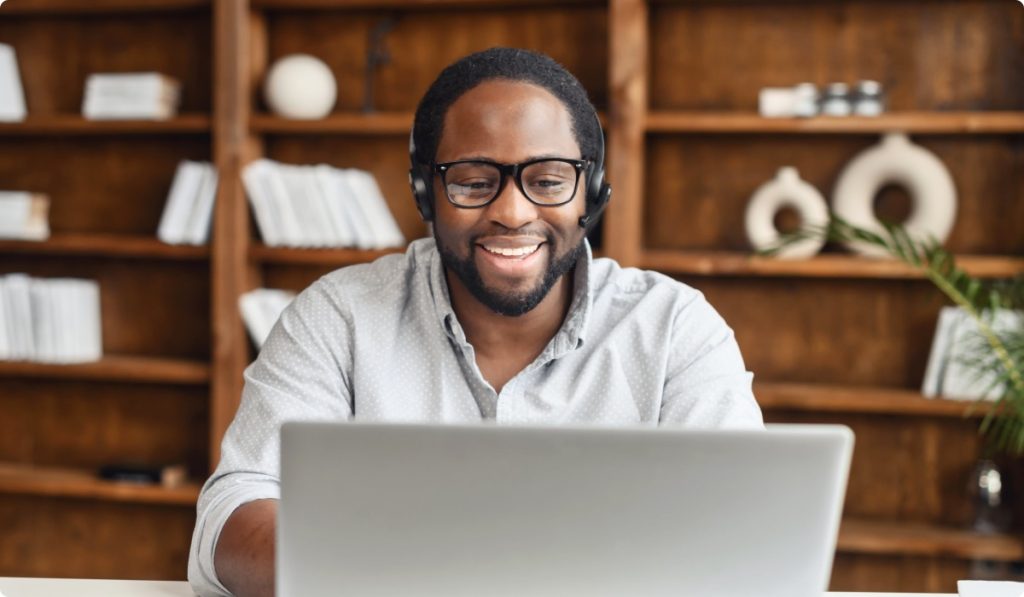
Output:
[470,226,553,244]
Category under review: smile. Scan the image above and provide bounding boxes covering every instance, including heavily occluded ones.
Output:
[480,244,542,258]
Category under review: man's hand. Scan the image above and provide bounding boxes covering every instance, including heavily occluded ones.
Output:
[215,499,278,597]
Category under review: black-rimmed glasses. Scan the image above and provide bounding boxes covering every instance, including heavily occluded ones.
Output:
[434,157,587,208]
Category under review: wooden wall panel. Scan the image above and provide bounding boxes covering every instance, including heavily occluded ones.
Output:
[1,257,210,360]
[0,137,211,236]
[649,0,1024,112]
[830,553,970,593]
[644,134,1024,254]
[0,11,212,114]
[258,5,608,113]
[0,381,208,476]
[0,496,194,580]
[678,276,947,387]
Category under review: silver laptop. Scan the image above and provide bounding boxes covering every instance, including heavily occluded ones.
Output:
[278,422,853,597]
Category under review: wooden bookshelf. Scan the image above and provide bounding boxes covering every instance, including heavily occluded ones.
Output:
[0,0,208,14]
[755,382,991,418]
[0,463,200,506]
[0,355,210,384]
[0,234,209,260]
[645,111,1024,135]
[0,115,212,136]
[252,112,413,135]
[249,244,404,266]
[838,517,1024,562]
[640,250,1024,280]
[252,0,600,9]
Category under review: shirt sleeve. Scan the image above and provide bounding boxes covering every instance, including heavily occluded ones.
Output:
[188,282,353,596]
[659,292,764,429]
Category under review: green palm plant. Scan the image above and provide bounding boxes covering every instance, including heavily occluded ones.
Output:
[770,216,1024,455]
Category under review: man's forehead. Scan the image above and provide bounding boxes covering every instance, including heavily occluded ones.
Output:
[436,79,580,162]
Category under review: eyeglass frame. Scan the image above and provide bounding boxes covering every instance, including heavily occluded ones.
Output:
[432,157,590,209]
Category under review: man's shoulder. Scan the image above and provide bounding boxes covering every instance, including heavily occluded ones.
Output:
[311,238,434,305]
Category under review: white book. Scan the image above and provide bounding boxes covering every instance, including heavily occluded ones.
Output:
[265,162,304,247]
[334,169,377,250]
[158,161,205,244]
[921,306,960,398]
[29,279,53,363]
[346,169,405,248]
[4,273,34,360]
[313,165,357,247]
[242,160,284,246]
[0,44,27,122]
[83,73,180,120]
[77,279,103,362]
[303,167,342,246]
[942,308,1023,401]
[280,164,319,247]
[43,280,64,363]
[0,191,50,241]
[239,288,296,350]
[83,102,177,121]
[184,163,218,245]
[0,278,10,360]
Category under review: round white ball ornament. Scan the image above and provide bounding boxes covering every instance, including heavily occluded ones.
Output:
[832,133,957,258]
[745,167,830,259]
[264,54,337,120]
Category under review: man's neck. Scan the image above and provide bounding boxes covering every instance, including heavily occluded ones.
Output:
[446,268,575,385]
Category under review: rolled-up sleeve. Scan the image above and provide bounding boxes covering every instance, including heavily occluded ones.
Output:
[188,282,353,596]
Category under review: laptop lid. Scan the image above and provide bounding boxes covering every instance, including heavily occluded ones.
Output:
[278,422,853,597]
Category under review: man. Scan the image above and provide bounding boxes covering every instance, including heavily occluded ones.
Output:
[188,47,762,597]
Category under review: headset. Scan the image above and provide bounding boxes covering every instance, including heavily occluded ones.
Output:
[408,110,611,231]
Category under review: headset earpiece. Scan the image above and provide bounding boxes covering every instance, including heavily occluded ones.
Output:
[581,111,612,230]
[408,130,434,221]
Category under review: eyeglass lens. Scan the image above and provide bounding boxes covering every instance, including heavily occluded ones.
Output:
[444,160,579,207]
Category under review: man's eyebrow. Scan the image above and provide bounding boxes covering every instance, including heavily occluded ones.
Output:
[443,153,582,163]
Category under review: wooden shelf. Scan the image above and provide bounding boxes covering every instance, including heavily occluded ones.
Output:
[645,111,1024,135]
[0,463,200,506]
[0,355,210,385]
[641,250,1024,280]
[0,115,211,136]
[250,244,405,266]
[0,0,208,14]
[756,381,991,418]
[838,517,1024,561]
[252,0,600,10]
[252,112,413,135]
[0,234,209,260]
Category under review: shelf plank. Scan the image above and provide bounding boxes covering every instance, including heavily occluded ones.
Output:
[645,111,1024,135]
[0,463,200,506]
[838,517,1024,561]
[0,115,211,136]
[0,355,210,385]
[755,381,991,418]
[641,250,1024,280]
[253,0,600,10]
[0,0,208,14]
[250,244,405,266]
[0,234,209,260]
[252,112,413,135]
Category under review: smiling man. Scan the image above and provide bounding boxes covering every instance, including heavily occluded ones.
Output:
[188,48,762,597]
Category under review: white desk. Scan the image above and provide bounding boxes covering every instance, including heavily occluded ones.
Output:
[0,578,958,596]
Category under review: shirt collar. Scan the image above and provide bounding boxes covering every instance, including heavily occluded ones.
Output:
[424,237,593,357]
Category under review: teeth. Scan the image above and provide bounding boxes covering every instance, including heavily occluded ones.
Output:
[482,244,540,257]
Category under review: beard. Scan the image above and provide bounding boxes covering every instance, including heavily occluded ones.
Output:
[435,230,586,317]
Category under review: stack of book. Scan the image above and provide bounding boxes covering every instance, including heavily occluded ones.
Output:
[0,274,103,363]
[0,43,26,122]
[922,306,1023,400]
[82,73,181,120]
[157,161,218,245]
[0,192,50,241]
[239,288,296,349]
[242,159,405,249]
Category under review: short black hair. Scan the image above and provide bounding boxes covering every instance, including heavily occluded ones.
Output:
[412,47,601,165]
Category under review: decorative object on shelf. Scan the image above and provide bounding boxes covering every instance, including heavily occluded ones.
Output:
[772,217,1024,454]
[832,133,957,258]
[820,82,852,116]
[82,72,181,120]
[744,167,828,259]
[757,83,818,118]
[242,158,404,249]
[969,459,1013,534]
[98,463,187,488]
[0,191,50,241]
[363,16,397,113]
[0,273,103,363]
[0,43,26,122]
[157,160,218,246]
[851,80,885,116]
[239,288,296,349]
[264,54,337,120]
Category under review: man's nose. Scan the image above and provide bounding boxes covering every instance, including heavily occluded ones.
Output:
[485,179,539,230]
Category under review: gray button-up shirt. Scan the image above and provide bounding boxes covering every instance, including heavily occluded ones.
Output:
[188,237,763,596]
